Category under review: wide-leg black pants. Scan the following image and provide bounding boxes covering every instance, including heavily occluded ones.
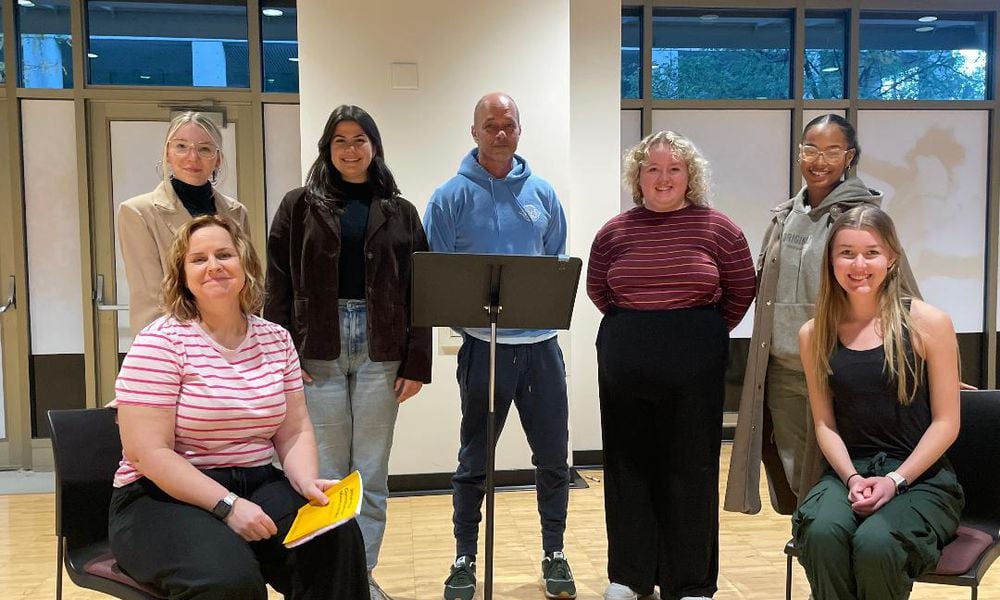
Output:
[108,465,368,599]
[597,305,728,600]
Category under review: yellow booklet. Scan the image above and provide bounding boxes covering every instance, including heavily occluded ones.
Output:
[283,470,363,548]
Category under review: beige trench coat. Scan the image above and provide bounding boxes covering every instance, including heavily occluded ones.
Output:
[723,192,919,515]
[117,181,249,335]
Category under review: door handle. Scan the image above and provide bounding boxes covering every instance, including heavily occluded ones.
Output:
[94,274,129,312]
[0,276,14,313]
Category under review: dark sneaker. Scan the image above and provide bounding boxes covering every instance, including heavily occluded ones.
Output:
[444,555,476,600]
[541,551,577,599]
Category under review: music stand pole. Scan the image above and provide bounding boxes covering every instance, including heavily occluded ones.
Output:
[484,265,502,600]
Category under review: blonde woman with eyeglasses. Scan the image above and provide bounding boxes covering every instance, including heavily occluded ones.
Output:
[118,111,249,335]
[726,114,920,517]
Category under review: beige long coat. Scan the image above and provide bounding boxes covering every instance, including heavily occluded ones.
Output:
[117,181,249,334]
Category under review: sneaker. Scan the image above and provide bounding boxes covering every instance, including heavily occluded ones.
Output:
[541,551,577,599]
[368,572,393,600]
[444,555,476,600]
[604,583,662,600]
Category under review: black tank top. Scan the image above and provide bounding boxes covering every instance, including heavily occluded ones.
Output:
[828,325,930,461]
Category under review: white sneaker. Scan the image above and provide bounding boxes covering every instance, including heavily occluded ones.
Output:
[604,583,638,600]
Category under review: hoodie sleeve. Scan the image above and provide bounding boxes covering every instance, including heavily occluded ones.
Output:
[542,190,567,255]
[423,190,457,253]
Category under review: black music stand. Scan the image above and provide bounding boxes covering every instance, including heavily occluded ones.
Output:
[411,252,582,600]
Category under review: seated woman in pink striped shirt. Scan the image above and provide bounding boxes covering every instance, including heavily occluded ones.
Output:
[107,214,368,600]
[587,130,755,600]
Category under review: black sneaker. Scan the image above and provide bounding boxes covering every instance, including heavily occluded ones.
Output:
[541,551,577,599]
[444,555,476,600]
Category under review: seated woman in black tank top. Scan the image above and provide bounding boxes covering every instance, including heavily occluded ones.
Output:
[792,206,964,600]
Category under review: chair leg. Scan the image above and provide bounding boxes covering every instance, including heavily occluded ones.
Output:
[786,554,793,600]
[55,536,64,600]
[971,584,977,600]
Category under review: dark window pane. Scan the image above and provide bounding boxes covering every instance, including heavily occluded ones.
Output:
[86,1,249,88]
[18,0,73,89]
[652,9,791,100]
[621,8,641,99]
[859,12,989,100]
[805,12,846,99]
[1,2,5,84]
[261,2,298,93]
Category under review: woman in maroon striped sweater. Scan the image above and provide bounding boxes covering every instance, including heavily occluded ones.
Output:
[588,131,755,600]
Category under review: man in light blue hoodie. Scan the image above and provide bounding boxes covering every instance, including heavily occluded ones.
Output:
[424,93,574,600]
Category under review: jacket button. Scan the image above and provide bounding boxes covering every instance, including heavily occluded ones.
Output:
[765,300,772,306]
[367,252,373,259]
[760,342,767,348]
[368,286,374,294]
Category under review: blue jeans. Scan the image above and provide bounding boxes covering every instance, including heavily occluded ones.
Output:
[452,335,570,557]
[302,299,400,570]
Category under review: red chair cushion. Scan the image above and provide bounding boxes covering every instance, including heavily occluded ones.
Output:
[83,552,167,598]
[930,525,995,576]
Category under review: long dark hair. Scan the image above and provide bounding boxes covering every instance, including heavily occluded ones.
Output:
[802,113,861,168]
[305,105,401,213]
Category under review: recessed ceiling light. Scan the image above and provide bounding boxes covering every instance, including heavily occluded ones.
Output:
[266,78,275,83]
[288,57,299,62]
[821,66,840,73]
[17,0,35,7]
[915,26,935,33]
[139,75,151,80]
[87,52,99,59]
[700,14,719,22]
[262,8,283,17]
[918,16,938,23]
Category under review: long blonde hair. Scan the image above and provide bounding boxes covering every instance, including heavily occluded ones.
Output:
[811,206,923,405]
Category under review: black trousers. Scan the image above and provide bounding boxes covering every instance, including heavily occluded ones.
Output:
[108,465,368,600]
[452,335,570,556]
[597,306,728,600]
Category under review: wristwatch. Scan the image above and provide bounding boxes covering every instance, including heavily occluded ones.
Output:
[886,471,909,494]
[212,492,239,520]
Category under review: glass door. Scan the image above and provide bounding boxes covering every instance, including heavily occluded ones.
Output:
[88,101,259,405]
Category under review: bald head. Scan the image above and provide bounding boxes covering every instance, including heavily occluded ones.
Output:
[474,93,520,126]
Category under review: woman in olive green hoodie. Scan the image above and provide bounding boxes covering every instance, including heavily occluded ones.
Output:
[725,114,919,515]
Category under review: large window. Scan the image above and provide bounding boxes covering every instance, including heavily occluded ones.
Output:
[650,9,792,100]
[261,1,298,93]
[18,0,73,89]
[859,12,989,100]
[86,1,249,87]
[621,8,641,99]
[805,12,846,99]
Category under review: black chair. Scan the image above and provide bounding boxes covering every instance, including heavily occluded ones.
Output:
[784,389,1000,600]
[48,408,164,599]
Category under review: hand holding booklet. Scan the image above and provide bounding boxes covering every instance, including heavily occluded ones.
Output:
[283,470,363,548]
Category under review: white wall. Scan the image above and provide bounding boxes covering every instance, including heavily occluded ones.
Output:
[300,0,627,475]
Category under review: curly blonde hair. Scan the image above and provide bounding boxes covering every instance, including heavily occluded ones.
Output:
[622,130,712,207]
[160,215,263,321]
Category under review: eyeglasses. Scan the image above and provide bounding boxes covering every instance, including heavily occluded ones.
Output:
[799,145,852,163]
[168,140,219,159]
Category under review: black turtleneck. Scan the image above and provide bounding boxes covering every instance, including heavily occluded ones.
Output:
[338,180,374,299]
[171,177,216,217]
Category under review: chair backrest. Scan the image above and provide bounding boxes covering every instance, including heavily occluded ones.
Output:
[48,408,123,551]
[950,390,1000,527]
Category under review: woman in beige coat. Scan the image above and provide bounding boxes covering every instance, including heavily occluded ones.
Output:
[118,112,249,335]
[724,115,920,516]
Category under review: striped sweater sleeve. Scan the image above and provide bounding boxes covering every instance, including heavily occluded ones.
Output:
[114,328,182,408]
[714,216,756,330]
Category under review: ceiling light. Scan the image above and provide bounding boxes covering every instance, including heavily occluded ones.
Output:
[700,14,719,22]
[915,26,935,33]
[87,52,99,59]
[821,66,839,73]
[917,16,938,23]
[17,0,35,7]
[288,57,299,62]
[262,8,283,17]
[139,75,151,80]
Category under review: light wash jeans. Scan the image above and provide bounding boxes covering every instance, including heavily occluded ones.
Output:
[302,299,400,570]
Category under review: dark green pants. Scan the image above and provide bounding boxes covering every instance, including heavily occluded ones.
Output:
[792,453,964,600]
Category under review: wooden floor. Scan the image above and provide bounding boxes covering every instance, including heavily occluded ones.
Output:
[3,446,997,599]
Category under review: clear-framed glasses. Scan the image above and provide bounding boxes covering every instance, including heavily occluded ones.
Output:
[799,144,851,163]
[168,139,219,159]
